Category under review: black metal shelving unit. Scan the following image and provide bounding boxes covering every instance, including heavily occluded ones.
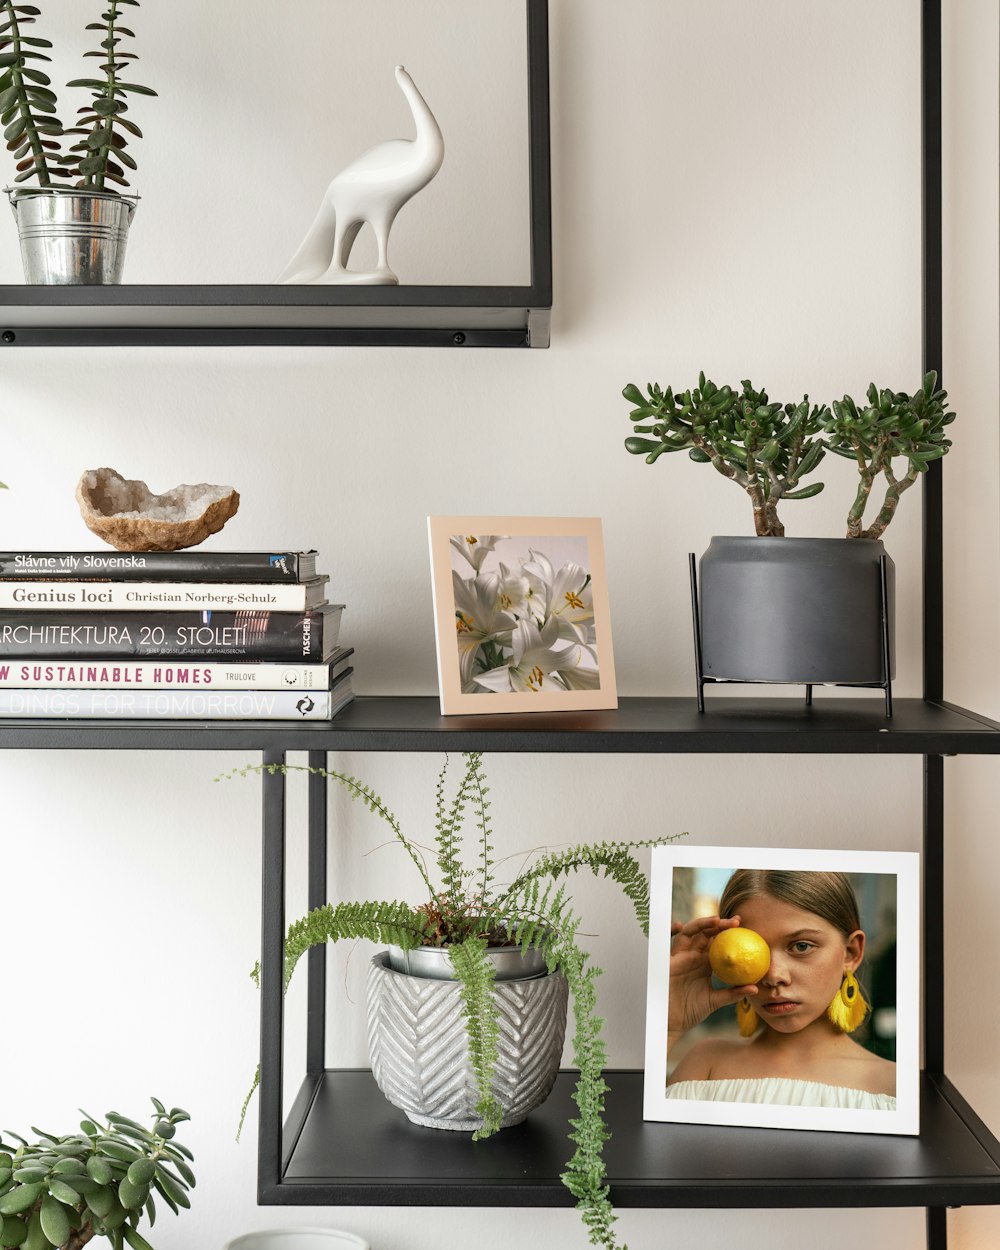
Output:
[0,1,985,1247]
[0,1,551,349]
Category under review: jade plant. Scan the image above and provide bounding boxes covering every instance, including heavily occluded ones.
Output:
[0,1099,194,1250]
[623,370,954,540]
[223,751,674,1250]
[0,0,156,191]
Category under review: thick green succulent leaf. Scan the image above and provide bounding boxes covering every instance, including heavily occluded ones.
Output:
[784,482,825,500]
[37,1198,68,1249]
[0,1183,43,1216]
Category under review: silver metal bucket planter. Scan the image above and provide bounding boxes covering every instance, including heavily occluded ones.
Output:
[367,947,568,1131]
[6,187,139,284]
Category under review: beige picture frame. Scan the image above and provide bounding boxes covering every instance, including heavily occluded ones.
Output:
[427,515,618,715]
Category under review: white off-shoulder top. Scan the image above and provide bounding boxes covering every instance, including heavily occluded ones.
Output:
[665,1076,896,1111]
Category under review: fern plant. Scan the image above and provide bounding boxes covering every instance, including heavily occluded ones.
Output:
[222,751,677,1250]
[0,0,155,191]
[0,1099,194,1250]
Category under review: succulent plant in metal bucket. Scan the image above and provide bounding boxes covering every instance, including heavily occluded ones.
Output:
[0,0,157,282]
[0,1099,195,1250]
[223,751,676,1250]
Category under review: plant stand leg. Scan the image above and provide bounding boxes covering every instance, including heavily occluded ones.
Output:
[881,553,894,718]
[689,553,706,712]
[805,684,813,707]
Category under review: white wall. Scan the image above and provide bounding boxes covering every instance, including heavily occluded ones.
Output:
[0,2,994,1249]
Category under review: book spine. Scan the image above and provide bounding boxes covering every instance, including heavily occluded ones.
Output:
[0,581,324,611]
[0,659,336,690]
[0,688,339,719]
[0,609,339,660]
[0,552,315,581]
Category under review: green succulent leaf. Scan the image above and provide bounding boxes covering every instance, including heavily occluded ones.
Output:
[0,1183,42,1216]
[37,1197,68,1249]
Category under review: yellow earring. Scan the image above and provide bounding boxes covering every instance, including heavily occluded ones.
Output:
[737,997,761,1037]
[826,971,867,1033]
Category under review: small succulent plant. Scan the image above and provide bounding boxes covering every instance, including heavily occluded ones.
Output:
[0,1099,194,1250]
[0,0,156,191]
[623,370,954,541]
[822,373,955,540]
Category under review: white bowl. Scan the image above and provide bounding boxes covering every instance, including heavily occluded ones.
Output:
[225,1231,369,1250]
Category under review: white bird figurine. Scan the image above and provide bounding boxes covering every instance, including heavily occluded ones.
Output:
[276,65,444,285]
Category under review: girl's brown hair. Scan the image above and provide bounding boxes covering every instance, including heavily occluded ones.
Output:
[718,870,861,938]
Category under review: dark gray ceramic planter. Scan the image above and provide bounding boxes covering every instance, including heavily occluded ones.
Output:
[698,536,895,685]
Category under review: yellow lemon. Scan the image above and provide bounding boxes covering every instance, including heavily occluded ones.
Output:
[708,927,771,986]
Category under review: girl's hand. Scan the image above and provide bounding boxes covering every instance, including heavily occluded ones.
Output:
[668,914,759,1042]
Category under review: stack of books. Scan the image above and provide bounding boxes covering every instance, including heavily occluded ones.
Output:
[0,549,353,720]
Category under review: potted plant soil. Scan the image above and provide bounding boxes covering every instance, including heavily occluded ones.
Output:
[0,0,156,283]
[226,751,672,1250]
[622,371,955,707]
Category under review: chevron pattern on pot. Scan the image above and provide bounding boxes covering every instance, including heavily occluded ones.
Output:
[367,952,569,1131]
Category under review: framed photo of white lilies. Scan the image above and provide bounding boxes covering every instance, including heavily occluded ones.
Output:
[427,516,618,715]
[643,843,920,1136]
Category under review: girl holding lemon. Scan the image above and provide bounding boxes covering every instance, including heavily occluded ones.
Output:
[666,869,896,1108]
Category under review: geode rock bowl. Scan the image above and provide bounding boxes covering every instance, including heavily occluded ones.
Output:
[76,467,240,552]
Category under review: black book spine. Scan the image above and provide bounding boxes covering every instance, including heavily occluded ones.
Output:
[0,609,336,659]
[0,551,316,582]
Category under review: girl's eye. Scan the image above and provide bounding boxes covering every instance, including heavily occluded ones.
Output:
[791,941,815,954]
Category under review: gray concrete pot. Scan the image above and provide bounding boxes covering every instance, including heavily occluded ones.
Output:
[366,948,568,1131]
[699,536,895,685]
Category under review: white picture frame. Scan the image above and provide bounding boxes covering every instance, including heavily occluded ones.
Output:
[643,843,920,1136]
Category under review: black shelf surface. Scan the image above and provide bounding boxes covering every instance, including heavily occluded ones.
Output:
[0,695,998,754]
[270,1069,1000,1208]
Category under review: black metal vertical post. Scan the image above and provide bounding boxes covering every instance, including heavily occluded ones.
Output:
[526,0,552,305]
[922,0,944,704]
[257,752,287,1199]
[922,5,944,1245]
[927,1206,948,1250]
[923,754,945,1077]
[306,751,328,1077]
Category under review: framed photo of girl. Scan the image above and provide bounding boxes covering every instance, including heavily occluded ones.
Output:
[427,515,618,715]
[643,844,920,1135]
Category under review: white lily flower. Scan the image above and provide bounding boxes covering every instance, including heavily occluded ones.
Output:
[552,663,602,691]
[494,562,531,616]
[450,534,505,572]
[472,617,595,694]
[522,550,596,645]
[452,571,516,687]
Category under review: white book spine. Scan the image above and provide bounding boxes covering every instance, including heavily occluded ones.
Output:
[0,688,339,719]
[0,660,333,690]
[0,581,323,611]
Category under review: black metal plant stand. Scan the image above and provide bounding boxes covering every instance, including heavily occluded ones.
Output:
[688,552,895,718]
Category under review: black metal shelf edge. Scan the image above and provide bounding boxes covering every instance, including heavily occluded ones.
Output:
[268,1070,1000,1209]
[1,696,999,753]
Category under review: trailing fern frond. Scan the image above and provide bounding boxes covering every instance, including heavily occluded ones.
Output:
[448,936,502,1138]
[503,837,680,936]
[433,751,470,906]
[218,760,436,900]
